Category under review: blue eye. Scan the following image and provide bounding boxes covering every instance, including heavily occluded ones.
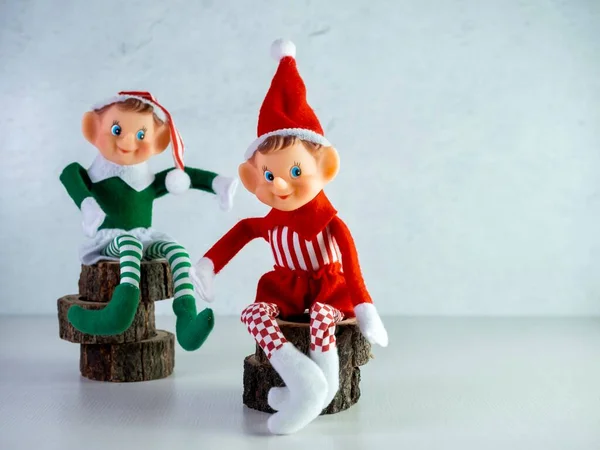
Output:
[136,130,145,140]
[111,124,121,136]
[264,170,274,182]
[290,165,302,178]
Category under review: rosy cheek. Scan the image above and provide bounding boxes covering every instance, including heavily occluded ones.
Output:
[132,142,155,160]
[96,134,116,153]
[255,185,276,206]
[294,178,315,195]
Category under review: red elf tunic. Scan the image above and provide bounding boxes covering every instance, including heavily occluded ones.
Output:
[204,191,372,319]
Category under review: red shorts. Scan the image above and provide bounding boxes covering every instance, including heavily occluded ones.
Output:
[253,263,355,320]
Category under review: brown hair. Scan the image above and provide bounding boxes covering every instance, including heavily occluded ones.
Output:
[94,98,164,125]
[249,135,324,165]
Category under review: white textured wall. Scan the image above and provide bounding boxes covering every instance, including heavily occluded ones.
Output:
[1,0,599,316]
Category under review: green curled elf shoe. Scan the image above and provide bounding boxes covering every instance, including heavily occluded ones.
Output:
[172,295,215,351]
[67,283,140,336]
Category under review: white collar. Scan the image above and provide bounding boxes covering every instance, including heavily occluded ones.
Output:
[87,154,155,191]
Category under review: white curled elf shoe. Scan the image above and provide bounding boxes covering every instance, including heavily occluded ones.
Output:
[268,347,340,411]
[266,342,328,435]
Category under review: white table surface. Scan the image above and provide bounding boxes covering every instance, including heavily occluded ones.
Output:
[0,315,599,450]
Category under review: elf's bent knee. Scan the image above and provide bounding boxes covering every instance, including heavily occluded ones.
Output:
[309,302,343,326]
[116,234,143,250]
[240,302,280,325]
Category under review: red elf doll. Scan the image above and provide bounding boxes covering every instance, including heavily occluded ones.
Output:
[191,39,388,435]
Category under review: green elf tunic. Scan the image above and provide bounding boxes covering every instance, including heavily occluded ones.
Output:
[61,154,233,263]
[60,153,237,350]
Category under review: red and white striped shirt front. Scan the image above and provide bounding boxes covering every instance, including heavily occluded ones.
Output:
[267,225,343,271]
[202,191,373,308]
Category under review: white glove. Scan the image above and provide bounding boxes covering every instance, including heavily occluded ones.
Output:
[80,197,106,238]
[190,257,216,303]
[354,303,389,347]
[212,176,239,211]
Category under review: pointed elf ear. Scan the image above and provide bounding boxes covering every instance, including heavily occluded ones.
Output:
[154,122,171,154]
[319,146,340,183]
[81,111,98,144]
[238,161,258,194]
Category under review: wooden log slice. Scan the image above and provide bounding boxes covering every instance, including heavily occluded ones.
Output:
[78,260,173,303]
[242,355,362,415]
[254,317,372,367]
[79,330,175,382]
[57,295,156,344]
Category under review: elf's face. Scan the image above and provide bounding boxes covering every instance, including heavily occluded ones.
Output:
[239,141,340,212]
[82,104,170,166]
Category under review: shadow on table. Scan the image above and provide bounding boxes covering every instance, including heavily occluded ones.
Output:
[68,377,279,436]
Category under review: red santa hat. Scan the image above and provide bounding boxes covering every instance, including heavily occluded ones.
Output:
[244,39,332,160]
[91,90,185,171]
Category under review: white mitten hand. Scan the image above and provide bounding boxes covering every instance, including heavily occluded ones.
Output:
[190,257,216,303]
[354,303,389,347]
[212,176,239,211]
[80,197,106,238]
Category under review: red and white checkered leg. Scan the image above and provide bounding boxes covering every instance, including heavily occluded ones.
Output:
[241,302,287,359]
[309,302,343,352]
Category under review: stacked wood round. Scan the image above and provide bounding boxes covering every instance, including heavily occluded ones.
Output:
[57,260,175,382]
[242,316,372,415]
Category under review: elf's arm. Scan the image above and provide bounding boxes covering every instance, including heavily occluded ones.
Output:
[328,215,373,307]
[59,162,106,237]
[205,217,264,273]
[153,167,238,211]
[329,215,388,347]
[59,162,93,208]
[190,218,264,302]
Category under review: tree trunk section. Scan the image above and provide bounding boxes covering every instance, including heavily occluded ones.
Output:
[242,317,371,415]
[57,295,156,344]
[78,260,173,303]
[79,330,175,382]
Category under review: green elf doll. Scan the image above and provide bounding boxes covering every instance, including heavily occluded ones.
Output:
[60,90,238,351]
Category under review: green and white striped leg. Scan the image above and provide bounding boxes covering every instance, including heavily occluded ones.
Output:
[67,234,142,335]
[104,235,144,288]
[145,241,214,351]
